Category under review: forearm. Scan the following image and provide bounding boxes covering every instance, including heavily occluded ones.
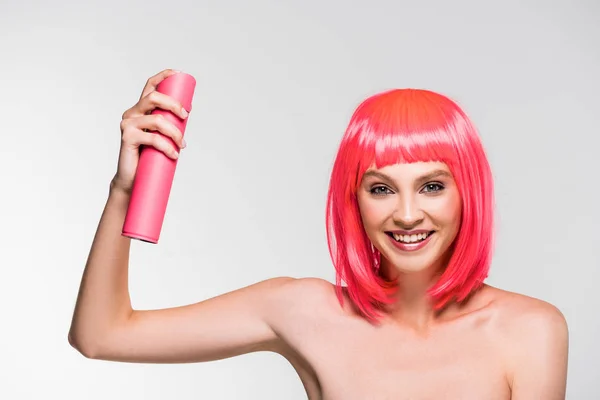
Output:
[68,181,134,354]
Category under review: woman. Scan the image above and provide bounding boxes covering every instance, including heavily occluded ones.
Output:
[68,69,569,399]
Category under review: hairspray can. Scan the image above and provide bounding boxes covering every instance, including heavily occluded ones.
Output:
[122,72,196,243]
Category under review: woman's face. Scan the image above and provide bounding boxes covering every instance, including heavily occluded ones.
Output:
[357,161,462,275]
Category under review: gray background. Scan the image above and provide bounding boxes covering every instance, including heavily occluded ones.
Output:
[1,0,598,398]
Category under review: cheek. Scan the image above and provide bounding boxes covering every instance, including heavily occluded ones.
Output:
[432,192,462,229]
[357,197,387,231]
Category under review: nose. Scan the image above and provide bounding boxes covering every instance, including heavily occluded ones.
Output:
[392,193,424,228]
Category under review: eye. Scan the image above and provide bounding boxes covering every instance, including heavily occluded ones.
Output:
[370,185,393,196]
[421,182,444,193]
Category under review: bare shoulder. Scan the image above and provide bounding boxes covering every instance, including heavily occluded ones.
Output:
[262,276,353,341]
[267,277,343,315]
[484,285,568,338]
[482,286,569,398]
[260,277,345,356]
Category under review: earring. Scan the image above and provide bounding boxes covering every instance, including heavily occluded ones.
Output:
[370,242,381,271]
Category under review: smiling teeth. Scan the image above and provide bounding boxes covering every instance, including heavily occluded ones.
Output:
[392,232,430,243]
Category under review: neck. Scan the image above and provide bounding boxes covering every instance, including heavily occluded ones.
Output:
[379,259,448,333]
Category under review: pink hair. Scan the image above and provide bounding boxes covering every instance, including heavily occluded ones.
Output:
[325,88,495,323]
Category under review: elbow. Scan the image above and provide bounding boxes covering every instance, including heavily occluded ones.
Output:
[68,330,104,360]
[68,313,133,360]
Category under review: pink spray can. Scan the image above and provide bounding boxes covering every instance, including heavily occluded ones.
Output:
[122,72,196,243]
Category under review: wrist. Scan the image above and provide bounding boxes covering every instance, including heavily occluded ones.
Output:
[109,178,132,199]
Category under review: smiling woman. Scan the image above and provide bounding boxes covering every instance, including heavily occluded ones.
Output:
[69,70,569,400]
[326,88,494,322]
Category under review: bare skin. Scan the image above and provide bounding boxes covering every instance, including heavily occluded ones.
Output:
[68,69,569,400]
[267,279,568,400]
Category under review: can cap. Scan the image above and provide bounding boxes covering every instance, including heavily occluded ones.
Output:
[156,72,197,112]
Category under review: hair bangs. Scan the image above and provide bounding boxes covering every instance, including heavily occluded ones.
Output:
[345,89,466,186]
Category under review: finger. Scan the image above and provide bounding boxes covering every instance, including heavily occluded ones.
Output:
[136,90,189,119]
[126,114,186,149]
[139,69,180,100]
[122,125,180,160]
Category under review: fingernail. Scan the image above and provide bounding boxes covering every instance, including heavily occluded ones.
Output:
[181,108,188,118]
[182,139,187,148]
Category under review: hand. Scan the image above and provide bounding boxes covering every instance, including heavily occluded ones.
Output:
[111,69,190,194]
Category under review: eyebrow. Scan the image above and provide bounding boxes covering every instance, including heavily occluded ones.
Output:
[362,169,452,184]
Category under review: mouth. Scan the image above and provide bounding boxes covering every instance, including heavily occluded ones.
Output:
[385,230,436,252]
[385,230,435,244]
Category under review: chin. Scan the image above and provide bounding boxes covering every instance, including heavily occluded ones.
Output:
[383,255,441,275]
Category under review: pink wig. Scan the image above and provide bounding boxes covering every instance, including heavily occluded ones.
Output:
[325,89,495,323]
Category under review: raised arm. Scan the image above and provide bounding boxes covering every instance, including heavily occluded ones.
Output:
[68,69,294,363]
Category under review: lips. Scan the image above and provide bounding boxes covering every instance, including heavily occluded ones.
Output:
[385,230,436,252]
[386,230,435,243]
